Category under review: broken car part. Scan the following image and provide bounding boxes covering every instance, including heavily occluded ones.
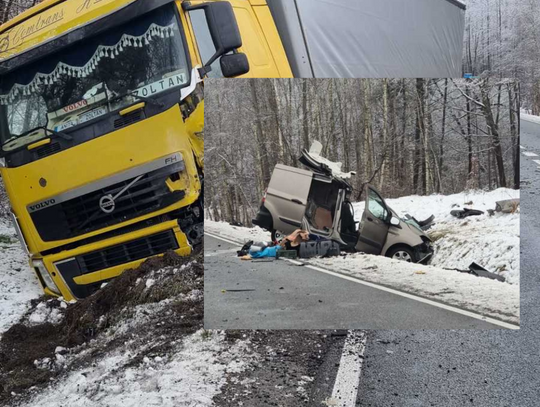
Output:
[450,208,485,219]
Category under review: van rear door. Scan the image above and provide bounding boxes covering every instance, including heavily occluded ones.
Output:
[356,185,391,255]
[265,164,312,234]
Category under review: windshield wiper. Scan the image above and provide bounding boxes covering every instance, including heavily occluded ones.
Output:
[109,90,164,108]
[44,127,73,141]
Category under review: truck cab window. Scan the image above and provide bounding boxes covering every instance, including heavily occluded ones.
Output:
[0,4,190,153]
[188,10,223,78]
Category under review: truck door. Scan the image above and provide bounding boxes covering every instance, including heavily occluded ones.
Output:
[356,185,390,255]
[265,164,312,234]
[183,0,292,78]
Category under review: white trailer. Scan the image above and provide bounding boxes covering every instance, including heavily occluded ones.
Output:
[266,0,466,78]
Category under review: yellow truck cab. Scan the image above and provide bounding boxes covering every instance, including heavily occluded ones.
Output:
[0,0,292,301]
[0,0,252,301]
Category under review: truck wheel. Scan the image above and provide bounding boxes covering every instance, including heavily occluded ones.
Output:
[387,246,415,263]
[271,230,285,242]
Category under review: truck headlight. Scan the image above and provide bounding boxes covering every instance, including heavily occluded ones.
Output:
[32,260,60,295]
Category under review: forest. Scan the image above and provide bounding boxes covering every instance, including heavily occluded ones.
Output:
[205,78,520,225]
[465,0,540,113]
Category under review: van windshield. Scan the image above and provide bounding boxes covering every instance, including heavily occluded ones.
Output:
[0,4,189,152]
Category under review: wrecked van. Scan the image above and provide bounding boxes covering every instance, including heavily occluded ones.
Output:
[253,142,434,263]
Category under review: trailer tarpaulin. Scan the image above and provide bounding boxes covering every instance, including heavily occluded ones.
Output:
[267,0,466,78]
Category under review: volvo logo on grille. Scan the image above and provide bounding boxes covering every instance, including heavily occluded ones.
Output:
[99,194,115,213]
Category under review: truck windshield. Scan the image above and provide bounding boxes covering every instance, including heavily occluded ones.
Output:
[0,4,189,152]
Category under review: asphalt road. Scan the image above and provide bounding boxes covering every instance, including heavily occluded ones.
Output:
[353,118,538,406]
[204,235,501,330]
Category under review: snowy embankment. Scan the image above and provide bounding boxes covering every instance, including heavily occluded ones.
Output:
[2,251,258,406]
[20,330,253,407]
[521,111,540,124]
[353,188,520,285]
[205,188,520,324]
[0,220,42,335]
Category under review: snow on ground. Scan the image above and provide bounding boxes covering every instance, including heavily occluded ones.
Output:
[353,188,520,285]
[0,219,42,335]
[206,219,271,243]
[25,299,66,326]
[21,330,254,407]
[521,111,540,124]
[205,188,520,323]
[313,254,519,323]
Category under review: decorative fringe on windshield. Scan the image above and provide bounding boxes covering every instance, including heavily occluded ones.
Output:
[0,23,176,105]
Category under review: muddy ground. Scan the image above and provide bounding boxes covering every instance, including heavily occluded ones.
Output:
[0,249,204,405]
[214,330,350,406]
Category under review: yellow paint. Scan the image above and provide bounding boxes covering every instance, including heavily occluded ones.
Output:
[0,0,138,62]
[37,220,192,301]
[184,0,292,78]
[1,105,201,255]
[27,138,51,150]
[119,102,146,116]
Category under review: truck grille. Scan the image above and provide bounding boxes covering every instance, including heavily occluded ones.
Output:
[30,164,185,241]
[77,230,179,274]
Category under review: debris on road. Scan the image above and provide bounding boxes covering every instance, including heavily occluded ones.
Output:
[235,229,340,261]
[299,241,340,258]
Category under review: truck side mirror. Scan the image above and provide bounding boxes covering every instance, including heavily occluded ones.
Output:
[183,1,249,77]
[220,53,249,78]
[390,216,401,227]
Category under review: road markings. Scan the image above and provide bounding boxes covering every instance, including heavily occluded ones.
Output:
[520,145,525,149]
[205,248,238,257]
[327,331,367,407]
[206,232,519,329]
[522,151,538,157]
[533,160,540,167]
[205,232,242,247]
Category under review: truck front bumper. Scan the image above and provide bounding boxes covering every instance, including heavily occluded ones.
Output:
[31,219,193,302]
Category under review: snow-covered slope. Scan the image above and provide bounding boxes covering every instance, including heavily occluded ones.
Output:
[353,188,520,284]
[20,330,254,407]
[0,220,42,335]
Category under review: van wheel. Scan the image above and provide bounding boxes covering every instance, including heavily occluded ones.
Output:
[271,230,285,242]
[387,246,415,263]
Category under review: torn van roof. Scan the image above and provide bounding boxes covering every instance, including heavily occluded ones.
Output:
[299,140,356,179]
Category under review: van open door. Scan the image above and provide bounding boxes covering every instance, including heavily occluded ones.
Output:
[356,185,391,255]
[265,164,312,234]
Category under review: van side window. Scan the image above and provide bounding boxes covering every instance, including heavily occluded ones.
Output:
[188,10,224,78]
[368,189,388,221]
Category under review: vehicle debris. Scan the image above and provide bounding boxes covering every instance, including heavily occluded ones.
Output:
[445,262,505,282]
[495,199,520,213]
[404,214,435,231]
[450,208,485,218]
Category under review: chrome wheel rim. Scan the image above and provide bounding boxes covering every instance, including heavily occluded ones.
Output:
[274,230,285,241]
[393,250,412,262]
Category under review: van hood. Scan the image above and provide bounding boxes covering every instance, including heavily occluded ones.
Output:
[299,140,356,179]
[390,207,431,240]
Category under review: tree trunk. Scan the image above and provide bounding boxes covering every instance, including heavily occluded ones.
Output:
[480,80,506,188]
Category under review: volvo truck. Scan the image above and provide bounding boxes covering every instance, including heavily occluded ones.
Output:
[0,0,260,301]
